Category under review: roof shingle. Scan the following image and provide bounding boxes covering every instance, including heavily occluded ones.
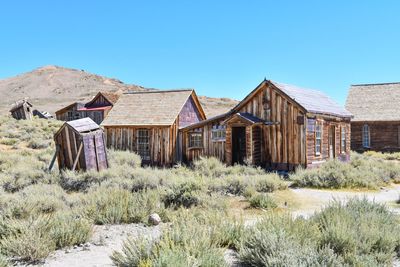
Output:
[346,82,400,121]
[101,90,194,126]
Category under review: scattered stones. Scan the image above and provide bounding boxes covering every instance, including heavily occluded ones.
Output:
[148,213,162,225]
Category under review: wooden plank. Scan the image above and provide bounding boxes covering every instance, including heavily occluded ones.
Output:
[72,143,84,171]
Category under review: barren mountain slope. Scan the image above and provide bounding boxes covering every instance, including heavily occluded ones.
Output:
[0,66,238,118]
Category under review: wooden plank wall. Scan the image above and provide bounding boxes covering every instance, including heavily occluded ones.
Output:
[104,123,178,166]
[306,118,351,167]
[182,119,226,163]
[88,94,111,107]
[236,83,306,170]
[351,121,400,152]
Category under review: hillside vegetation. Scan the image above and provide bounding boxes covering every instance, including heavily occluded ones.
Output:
[0,66,238,118]
[0,116,400,266]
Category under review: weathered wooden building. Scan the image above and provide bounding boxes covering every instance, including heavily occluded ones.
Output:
[10,100,33,120]
[54,118,108,171]
[101,90,206,166]
[346,82,400,152]
[55,92,120,124]
[182,80,352,170]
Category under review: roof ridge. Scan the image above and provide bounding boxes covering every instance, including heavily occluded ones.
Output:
[124,89,193,94]
[351,82,400,87]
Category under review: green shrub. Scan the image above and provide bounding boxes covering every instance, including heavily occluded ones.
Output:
[239,199,400,266]
[84,187,164,224]
[249,193,278,209]
[0,255,8,267]
[49,212,92,249]
[163,181,202,209]
[108,149,142,168]
[110,237,154,267]
[290,153,400,189]
[112,210,229,267]
[27,139,51,149]
[0,217,56,263]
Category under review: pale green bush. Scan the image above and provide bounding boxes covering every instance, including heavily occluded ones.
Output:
[249,193,277,209]
[290,153,400,189]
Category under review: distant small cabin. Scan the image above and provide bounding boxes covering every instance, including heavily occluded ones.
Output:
[10,100,33,120]
[181,80,352,170]
[54,118,108,171]
[101,90,206,166]
[55,92,120,124]
[33,110,53,119]
[346,82,400,152]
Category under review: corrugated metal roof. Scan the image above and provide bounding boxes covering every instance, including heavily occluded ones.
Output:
[101,90,194,126]
[345,82,400,121]
[271,81,352,118]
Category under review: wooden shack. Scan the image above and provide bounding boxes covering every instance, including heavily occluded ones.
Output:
[346,82,400,152]
[101,90,206,166]
[9,100,33,120]
[181,80,352,171]
[55,102,85,121]
[55,92,120,124]
[54,118,108,171]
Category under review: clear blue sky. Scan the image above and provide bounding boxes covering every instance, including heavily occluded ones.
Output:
[1,1,400,104]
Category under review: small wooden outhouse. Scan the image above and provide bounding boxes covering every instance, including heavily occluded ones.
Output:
[54,118,108,171]
[10,100,33,120]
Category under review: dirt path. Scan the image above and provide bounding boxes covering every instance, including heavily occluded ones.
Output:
[40,224,162,267]
[290,184,400,218]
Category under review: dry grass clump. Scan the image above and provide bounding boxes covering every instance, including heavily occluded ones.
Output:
[290,152,400,189]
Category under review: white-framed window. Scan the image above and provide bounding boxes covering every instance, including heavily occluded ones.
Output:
[341,126,346,153]
[137,129,150,160]
[189,132,203,148]
[362,124,370,148]
[211,125,226,141]
[315,121,322,156]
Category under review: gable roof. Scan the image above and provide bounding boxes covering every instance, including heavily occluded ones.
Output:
[346,82,400,122]
[10,100,33,112]
[233,80,352,119]
[55,102,85,115]
[101,90,206,126]
[85,91,120,107]
[223,112,276,126]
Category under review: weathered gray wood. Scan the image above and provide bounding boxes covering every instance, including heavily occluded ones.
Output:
[72,143,84,171]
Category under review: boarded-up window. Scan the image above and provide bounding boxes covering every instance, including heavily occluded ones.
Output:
[189,132,203,148]
[137,129,150,161]
[211,125,226,141]
[315,122,322,155]
[362,124,370,148]
[341,126,346,153]
[67,111,73,121]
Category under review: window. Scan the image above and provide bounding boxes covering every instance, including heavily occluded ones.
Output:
[211,125,226,141]
[362,124,370,148]
[341,126,346,153]
[189,132,203,148]
[137,129,150,160]
[315,122,322,155]
[67,111,73,121]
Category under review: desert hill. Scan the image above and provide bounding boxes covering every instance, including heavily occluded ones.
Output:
[0,66,238,118]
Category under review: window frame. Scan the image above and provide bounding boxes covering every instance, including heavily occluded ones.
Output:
[188,131,203,149]
[211,125,226,142]
[362,124,370,148]
[341,126,346,153]
[315,121,322,156]
[137,129,150,161]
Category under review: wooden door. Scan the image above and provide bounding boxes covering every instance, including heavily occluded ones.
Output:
[329,126,335,159]
[232,127,246,164]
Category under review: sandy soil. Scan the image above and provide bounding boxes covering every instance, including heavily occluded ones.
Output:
[39,224,162,267]
[290,184,400,218]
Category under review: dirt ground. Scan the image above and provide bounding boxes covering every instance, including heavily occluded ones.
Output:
[32,184,400,267]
